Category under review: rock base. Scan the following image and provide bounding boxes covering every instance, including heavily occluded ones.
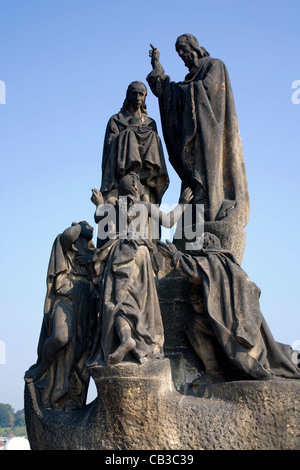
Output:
[25,269,300,450]
[25,358,300,450]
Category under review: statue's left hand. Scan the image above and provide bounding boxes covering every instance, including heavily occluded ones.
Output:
[157,240,178,259]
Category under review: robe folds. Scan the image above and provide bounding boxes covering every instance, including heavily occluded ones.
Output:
[90,236,164,365]
[31,235,97,410]
[147,58,250,226]
[171,248,300,380]
[101,111,169,204]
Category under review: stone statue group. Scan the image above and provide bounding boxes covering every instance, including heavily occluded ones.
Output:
[25,34,300,412]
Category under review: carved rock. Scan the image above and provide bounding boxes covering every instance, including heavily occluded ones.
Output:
[25,358,300,450]
[25,275,300,450]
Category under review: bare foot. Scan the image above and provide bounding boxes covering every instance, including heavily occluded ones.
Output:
[106,338,136,365]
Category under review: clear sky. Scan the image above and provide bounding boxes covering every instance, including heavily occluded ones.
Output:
[0,0,299,411]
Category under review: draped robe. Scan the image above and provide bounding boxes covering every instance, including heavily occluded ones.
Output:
[90,202,165,365]
[101,111,169,204]
[171,248,300,380]
[147,58,250,227]
[29,234,97,410]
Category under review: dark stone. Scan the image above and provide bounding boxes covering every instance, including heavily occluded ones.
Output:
[24,222,98,411]
[24,260,300,450]
[148,35,250,261]
[88,174,193,367]
[24,37,300,451]
[158,237,300,383]
[173,220,246,265]
[24,360,300,450]
[100,81,169,205]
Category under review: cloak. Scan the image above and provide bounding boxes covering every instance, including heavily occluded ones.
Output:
[171,248,300,380]
[30,234,96,410]
[101,111,169,204]
[90,236,164,365]
[147,58,250,226]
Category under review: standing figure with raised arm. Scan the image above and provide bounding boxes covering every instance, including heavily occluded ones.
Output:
[147,35,250,262]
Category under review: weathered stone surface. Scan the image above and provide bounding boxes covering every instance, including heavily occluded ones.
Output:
[25,359,300,450]
[173,221,246,265]
[100,81,169,205]
[148,35,250,261]
[157,270,205,387]
[24,35,299,450]
[25,267,300,450]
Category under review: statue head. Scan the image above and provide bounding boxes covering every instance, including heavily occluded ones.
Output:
[118,172,145,199]
[121,81,148,114]
[175,34,209,69]
[78,221,94,241]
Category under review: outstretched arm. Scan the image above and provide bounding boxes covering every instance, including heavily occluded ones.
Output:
[158,240,208,282]
[149,187,193,228]
[91,188,116,224]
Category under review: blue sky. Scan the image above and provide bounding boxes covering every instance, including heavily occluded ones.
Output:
[0,0,299,411]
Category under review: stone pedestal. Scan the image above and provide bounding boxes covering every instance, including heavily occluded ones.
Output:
[25,268,300,450]
[25,359,181,450]
[25,359,300,449]
[85,359,179,450]
[173,220,247,265]
[157,267,206,388]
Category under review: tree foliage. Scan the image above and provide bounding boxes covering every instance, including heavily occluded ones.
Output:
[0,404,13,428]
[14,409,25,427]
[0,404,25,430]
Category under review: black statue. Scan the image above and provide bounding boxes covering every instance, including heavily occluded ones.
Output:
[158,234,300,382]
[24,222,98,410]
[89,172,193,366]
[148,35,250,259]
[100,81,169,205]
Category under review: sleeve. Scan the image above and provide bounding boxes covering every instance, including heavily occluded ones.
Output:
[171,251,209,283]
[59,224,81,252]
[146,63,167,99]
[101,115,121,173]
[149,203,184,228]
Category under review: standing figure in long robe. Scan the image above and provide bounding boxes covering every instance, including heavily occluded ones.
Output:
[147,35,250,261]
